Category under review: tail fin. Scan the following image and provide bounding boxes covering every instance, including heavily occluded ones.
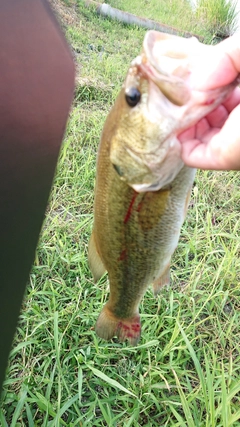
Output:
[95,303,141,345]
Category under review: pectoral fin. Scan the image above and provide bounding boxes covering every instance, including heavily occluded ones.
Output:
[88,232,106,282]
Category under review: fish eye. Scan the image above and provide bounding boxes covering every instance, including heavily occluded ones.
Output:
[125,87,141,107]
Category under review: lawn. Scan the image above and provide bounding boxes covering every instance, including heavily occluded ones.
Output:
[1,0,240,425]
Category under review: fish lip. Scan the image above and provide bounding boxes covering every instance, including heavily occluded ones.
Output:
[138,58,191,107]
[132,180,170,193]
[142,30,195,76]
[131,182,159,193]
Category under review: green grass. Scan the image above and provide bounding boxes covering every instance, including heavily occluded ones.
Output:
[107,0,195,30]
[1,0,240,425]
[104,0,211,42]
[195,0,238,39]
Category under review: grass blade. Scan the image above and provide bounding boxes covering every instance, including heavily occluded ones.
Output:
[10,388,28,427]
[178,322,207,402]
[0,410,8,427]
[172,369,195,427]
[58,394,79,417]
[78,367,83,405]
[221,362,228,427]
[87,365,137,398]
[168,404,187,427]
[25,402,34,427]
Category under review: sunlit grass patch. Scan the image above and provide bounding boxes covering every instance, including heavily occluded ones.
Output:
[195,0,238,40]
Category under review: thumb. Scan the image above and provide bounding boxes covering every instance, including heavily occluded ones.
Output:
[190,35,240,90]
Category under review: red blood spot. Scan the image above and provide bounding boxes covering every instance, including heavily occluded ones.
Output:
[124,191,138,224]
[117,249,127,261]
[131,323,141,332]
[117,321,130,331]
[127,332,134,338]
[137,200,143,212]
[137,194,147,212]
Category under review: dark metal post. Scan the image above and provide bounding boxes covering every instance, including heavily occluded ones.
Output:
[0,0,75,392]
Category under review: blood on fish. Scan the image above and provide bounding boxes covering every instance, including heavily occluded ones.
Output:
[137,195,146,212]
[117,249,127,261]
[131,323,141,332]
[124,190,138,224]
[127,333,134,338]
[117,321,124,329]
[117,322,140,337]
[117,321,141,332]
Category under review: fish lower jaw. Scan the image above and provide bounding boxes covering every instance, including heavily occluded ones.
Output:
[131,179,170,192]
[131,182,152,193]
[95,304,141,345]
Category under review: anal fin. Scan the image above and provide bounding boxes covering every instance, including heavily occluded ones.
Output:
[152,264,170,296]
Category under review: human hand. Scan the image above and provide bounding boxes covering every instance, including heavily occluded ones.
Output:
[179,36,240,170]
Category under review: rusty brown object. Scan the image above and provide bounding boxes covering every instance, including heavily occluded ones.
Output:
[0,0,75,392]
[83,0,204,41]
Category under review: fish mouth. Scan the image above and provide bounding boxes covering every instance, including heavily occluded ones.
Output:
[141,31,240,112]
[140,31,192,107]
[132,181,172,192]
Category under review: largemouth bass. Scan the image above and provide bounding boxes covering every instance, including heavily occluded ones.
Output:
[88,31,239,345]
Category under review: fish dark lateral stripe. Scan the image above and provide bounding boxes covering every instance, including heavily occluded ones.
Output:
[124,190,138,224]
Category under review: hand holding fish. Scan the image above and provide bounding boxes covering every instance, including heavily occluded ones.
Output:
[179,35,240,170]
